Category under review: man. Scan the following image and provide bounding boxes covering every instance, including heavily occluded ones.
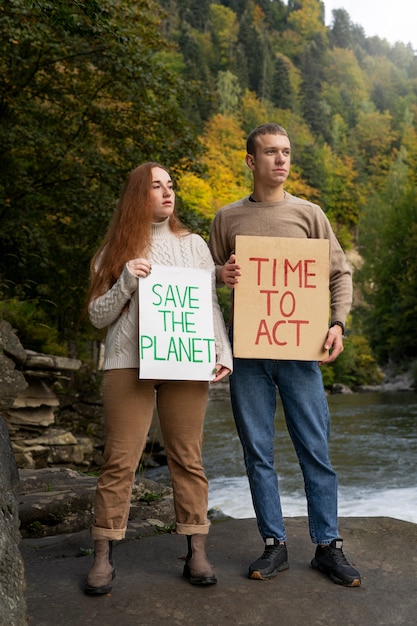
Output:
[208,123,361,587]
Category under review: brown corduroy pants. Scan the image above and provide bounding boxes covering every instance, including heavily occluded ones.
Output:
[91,369,210,541]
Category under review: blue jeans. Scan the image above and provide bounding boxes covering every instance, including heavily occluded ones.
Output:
[229,357,339,545]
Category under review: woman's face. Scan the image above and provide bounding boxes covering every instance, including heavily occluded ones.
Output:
[149,166,175,222]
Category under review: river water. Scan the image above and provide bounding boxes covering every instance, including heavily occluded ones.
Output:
[147,390,417,524]
[204,390,417,524]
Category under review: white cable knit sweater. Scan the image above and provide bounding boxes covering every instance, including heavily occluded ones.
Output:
[88,219,233,373]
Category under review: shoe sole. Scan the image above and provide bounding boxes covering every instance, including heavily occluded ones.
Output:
[188,576,218,585]
[84,569,115,595]
[249,561,290,580]
[84,583,113,595]
[183,564,217,585]
[311,559,361,587]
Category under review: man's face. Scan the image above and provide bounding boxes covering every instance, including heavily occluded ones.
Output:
[246,133,291,188]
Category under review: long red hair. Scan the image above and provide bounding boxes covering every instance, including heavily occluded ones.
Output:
[88,162,187,302]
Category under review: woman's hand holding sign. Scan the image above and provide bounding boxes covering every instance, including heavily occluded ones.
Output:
[211,364,231,383]
[128,258,152,277]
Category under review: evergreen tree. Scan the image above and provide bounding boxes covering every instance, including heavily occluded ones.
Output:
[237,1,265,95]
[299,35,330,139]
[329,8,353,49]
[177,0,211,29]
[177,25,214,124]
[271,55,294,110]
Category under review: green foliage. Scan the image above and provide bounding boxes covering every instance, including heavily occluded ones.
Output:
[140,491,163,503]
[299,36,330,139]
[1,0,417,373]
[322,48,368,126]
[176,199,213,241]
[356,150,417,363]
[27,520,44,535]
[0,0,200,353]
[209,3,239,70]
[411,360,417,389]
[216,70,242,115]
[271,55,294,110]
[153,521,176,534]
[0,299,66,355]
[216,286,233,326]
[321,334,384,389]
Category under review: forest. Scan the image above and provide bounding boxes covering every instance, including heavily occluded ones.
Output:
[1,0,417,388]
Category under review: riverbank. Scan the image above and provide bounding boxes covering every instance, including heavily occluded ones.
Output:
[209,366,415,400]
[201,390,417,527]
[21,516,417,626]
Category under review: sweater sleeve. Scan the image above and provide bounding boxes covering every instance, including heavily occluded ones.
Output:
[328,231,352,326]
[208,209,232,285]
[312,210,352,326]
[192,236,233,372]
[88,263,138,330]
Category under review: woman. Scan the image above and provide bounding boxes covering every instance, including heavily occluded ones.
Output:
[85,162,232,595]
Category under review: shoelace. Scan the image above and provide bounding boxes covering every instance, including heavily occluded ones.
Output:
[326,546,349,565]
[261,544,284,559]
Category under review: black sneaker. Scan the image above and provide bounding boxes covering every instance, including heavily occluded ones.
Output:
[311,538,361,587]
[248,538,289,580]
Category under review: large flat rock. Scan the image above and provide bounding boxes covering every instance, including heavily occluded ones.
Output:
[21,516,417,625]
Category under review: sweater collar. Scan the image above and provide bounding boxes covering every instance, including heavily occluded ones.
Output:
[248,191,287,203]
[151,217,171,238]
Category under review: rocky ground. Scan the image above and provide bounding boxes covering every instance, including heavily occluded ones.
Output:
[18,466,177,540]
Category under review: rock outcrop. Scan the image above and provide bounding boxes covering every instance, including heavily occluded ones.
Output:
[0,320,168,472]
[0,321,28,625]
[18,467,175,540]
[0,416,26,626]
[0,322,86,470]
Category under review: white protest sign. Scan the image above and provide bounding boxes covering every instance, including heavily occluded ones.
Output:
[234,236,330,360]
[138,264,216,380]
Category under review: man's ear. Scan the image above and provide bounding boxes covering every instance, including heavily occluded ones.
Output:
[245,153,256,170]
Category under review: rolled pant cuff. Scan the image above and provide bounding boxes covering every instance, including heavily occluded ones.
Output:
[176,521,210,535]
[91,526,126,541]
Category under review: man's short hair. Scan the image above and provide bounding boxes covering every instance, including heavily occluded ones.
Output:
[246,123,289,155]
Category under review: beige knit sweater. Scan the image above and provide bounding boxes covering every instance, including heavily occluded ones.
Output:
[209,193,352,326]
[89,219,233,372]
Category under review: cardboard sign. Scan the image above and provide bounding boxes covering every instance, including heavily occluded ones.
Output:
[138,264,216,380]
[234,236,330,360]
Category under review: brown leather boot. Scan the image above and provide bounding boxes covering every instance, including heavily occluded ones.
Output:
[183,534,217,585]
[84,539,115,595]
